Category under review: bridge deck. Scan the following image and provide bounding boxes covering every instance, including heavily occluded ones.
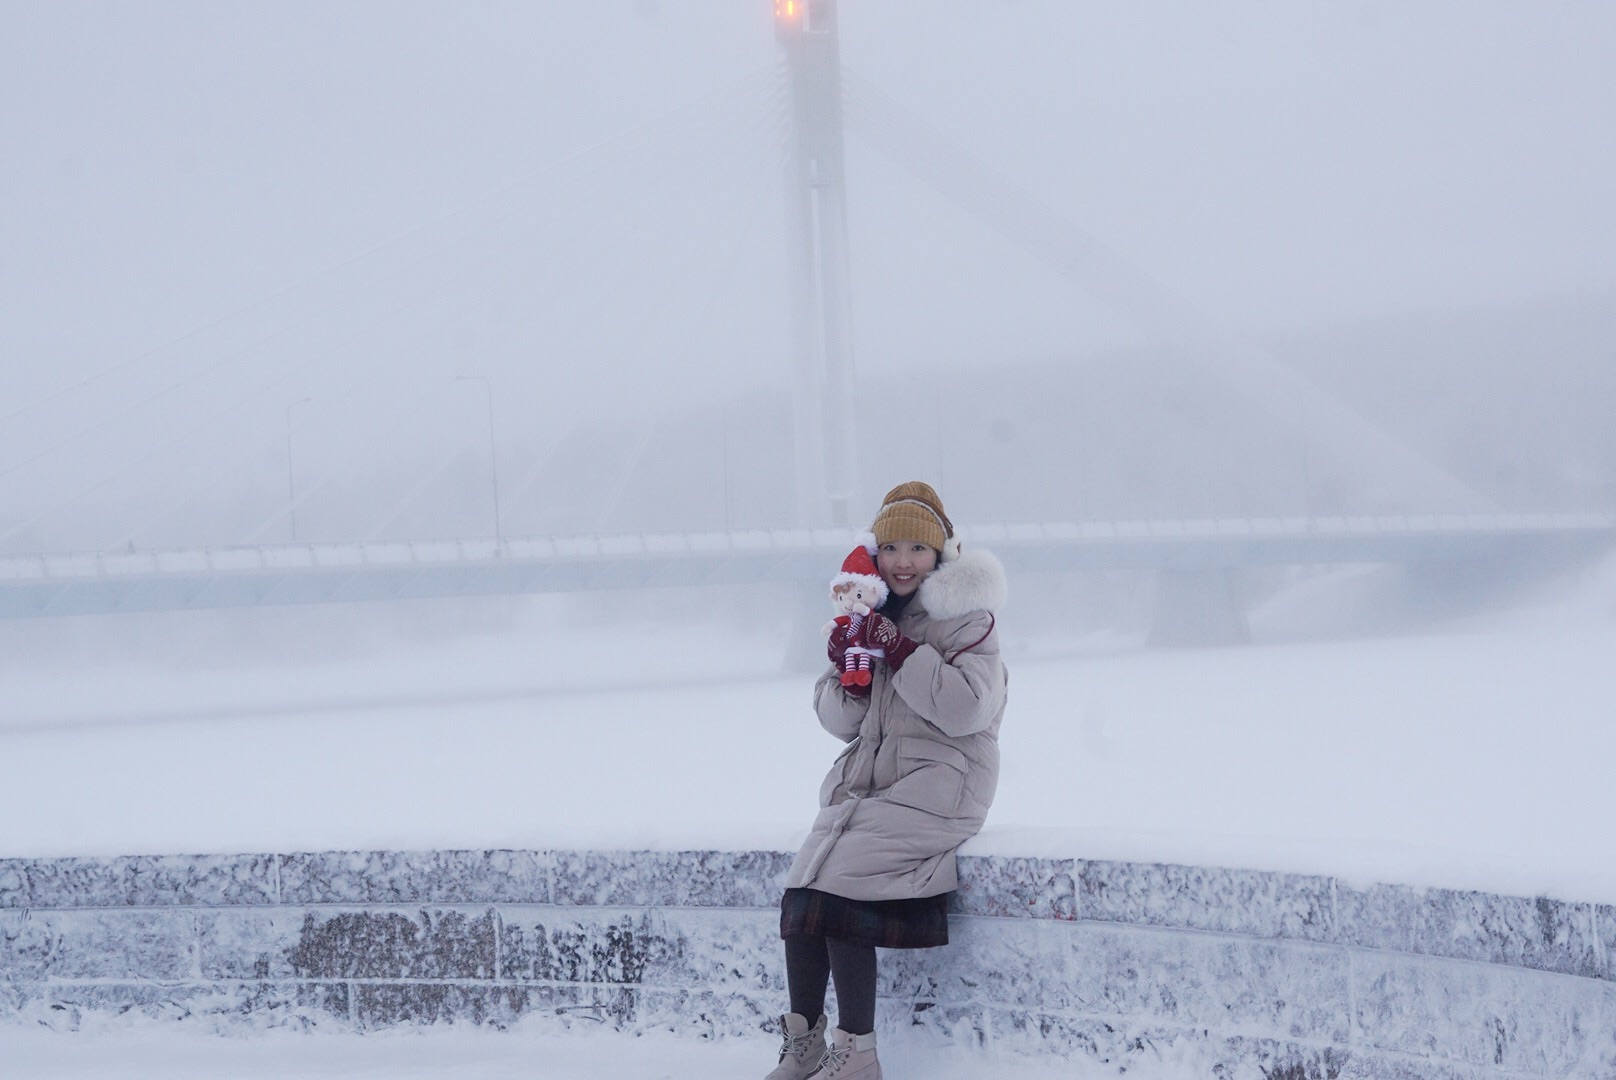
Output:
[1,513,1611,619]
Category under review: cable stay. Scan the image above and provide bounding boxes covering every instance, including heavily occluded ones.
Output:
[584,113,796,535]
[842,67,1497,513]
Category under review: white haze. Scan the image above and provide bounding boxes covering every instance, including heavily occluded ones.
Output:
[2,1,1614,551]
[2,2,1616,942]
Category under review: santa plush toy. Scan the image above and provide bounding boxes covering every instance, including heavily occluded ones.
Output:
[822,534,890,687]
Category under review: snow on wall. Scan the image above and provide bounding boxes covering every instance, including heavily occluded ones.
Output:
[3,850,1615,1078]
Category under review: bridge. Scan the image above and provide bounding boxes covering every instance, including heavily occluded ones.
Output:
[1,1,1609,632]
[3,512,1610,621]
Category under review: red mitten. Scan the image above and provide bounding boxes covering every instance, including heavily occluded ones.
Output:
[863,613,920,670]
[843,681,871,698]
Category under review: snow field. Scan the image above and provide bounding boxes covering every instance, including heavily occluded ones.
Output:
[3,561,1614,902]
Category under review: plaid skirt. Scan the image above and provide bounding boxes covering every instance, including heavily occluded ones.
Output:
[780,887,950,950]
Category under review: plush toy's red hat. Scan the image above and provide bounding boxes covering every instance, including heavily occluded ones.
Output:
[830,532,889,605]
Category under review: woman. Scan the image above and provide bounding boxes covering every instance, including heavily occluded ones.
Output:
[766,481,1008,1080]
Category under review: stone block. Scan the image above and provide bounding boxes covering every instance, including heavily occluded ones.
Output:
[1079,859,1334,941]
[0,979,19,1021]
[980,1019,1376,1080]
[896,999,990,1050]
[352,983,486,1029]
[500,908,680,986]
[346,982,643,1031]
[871,946,946,1008]
[278,850,547,905]
[952,856,1077,920]
[125,854,279,907]
[635,987,777,1039]
[2,910,53,981]
[0,858,126,911]
[1069,923,1351,1043]
[1213,1036,1349,1080]
[197,909,305,980]
[1333,1052,1496,1080]
[500,906,781,992]
[205,905,561,984]
[281,907,496,980]
[976,1009,1204,1069]
[547,985,640,1027]
[546,850,791,909]
[879,916,1078,1012]
[1353,951,1616,1076]
[6,981,349,1033]
[979,1023,1353,1080]
[1,910,195,980]
[1601,904,1616,982]
[657,908,784,994]
[2,854,276,909]
[1336,882,1606,979]
[0,861,28,908]
[351,983,551,1029]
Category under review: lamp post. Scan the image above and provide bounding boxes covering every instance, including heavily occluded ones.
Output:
[285,397,312,542]
[456,376,503,548]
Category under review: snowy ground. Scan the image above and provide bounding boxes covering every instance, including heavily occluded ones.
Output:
[0,1018,1210,1080]
[3,557,1615,903]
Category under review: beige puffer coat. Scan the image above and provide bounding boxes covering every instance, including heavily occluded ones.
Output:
[784,547,1008,901]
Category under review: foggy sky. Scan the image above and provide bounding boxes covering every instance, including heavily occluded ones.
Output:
[3,1,1614,551]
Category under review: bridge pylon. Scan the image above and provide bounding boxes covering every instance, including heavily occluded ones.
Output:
[777,0,857,527]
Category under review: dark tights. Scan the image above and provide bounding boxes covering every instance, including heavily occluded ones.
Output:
[784,934,877,1036]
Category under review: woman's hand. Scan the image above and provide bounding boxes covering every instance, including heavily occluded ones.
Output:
[863,613,920,670]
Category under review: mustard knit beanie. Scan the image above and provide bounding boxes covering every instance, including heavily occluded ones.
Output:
[871,481,957,561]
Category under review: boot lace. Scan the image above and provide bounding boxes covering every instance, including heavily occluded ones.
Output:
[819,1041,851,1075]
[779,1026,818,1063]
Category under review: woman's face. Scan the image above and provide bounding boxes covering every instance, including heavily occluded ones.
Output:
[877,539,939,598]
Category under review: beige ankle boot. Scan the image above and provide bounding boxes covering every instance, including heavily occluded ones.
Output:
[764,1012,827,1080]
[817,1028,881,1080]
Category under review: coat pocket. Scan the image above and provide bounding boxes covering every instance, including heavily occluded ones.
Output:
[883,736,968,817]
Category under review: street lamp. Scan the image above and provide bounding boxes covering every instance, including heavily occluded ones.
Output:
[285,397,313,542]
[456,376,503,548]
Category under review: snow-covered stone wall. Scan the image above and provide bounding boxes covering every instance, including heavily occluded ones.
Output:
[3,850,1615,1078]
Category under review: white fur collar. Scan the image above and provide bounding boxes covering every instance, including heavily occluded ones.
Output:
[917,547,1006,621]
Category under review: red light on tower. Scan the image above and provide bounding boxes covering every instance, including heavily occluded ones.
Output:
[774,0,807,42]
[776,0,831,37]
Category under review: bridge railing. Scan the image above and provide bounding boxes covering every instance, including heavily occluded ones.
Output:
[3,513,1614,585]
[1,514,1611,620]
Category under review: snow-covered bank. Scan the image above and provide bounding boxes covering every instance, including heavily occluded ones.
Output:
[3,560,1614,903]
